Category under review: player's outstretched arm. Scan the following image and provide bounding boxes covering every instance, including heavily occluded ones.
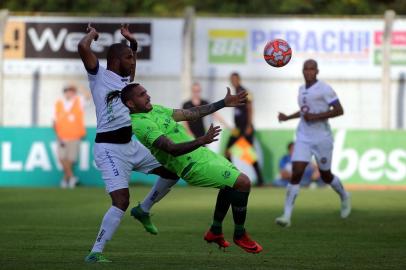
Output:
[303,101,344,122]
[78,23,99,71]
[120,24,138,81]
[278,111,301,122]
[153,124,221,156]
[172,87,248,122]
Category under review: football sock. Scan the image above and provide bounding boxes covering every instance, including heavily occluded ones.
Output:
[330,175,348,201]
[234,224,246,239]
[91,206,124,253]
[284,183,300,220]
[228,189,249,238]
[140,177,178,213]
[210,188,231,234]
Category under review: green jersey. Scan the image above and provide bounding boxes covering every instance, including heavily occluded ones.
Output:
[130,105,202,175]
[131,104,240,188]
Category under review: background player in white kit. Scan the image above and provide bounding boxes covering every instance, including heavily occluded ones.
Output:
[276,59,351,227]
[78,23,179,262]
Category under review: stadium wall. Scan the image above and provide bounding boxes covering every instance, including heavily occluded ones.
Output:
[0,127,405,188]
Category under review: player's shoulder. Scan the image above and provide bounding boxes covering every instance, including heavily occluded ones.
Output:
[317,80,333,90]
[130,113,154,128]
[88,62,106,77]
[152,104,165,111]
[88,64,107,87]
[152,104,173,114]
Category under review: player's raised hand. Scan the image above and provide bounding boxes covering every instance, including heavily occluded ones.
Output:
[86,23,99,41]
[278,112,288,122]
[224,87,248,107]
[201,124,222,145]
[120,23,136,43]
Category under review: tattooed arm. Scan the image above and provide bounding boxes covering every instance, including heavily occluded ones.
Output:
[172,100,225,122]
[172,87,248,122]
[153,124,221,156]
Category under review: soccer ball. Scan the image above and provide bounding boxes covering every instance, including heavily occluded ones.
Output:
[263,39,292,67]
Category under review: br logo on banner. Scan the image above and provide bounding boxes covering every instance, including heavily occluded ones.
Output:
[208,29,247,64]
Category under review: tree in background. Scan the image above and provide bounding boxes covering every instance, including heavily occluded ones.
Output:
[0,0,405,15]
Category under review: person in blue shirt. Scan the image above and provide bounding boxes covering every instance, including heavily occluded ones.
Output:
[273,142,321,187]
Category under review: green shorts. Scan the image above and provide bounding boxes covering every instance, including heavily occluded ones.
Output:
[181,149,240,189]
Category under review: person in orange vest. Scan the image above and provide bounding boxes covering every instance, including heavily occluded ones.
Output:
[53,85,87,188]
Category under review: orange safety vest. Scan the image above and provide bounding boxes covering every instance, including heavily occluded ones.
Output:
[54,96,86,140]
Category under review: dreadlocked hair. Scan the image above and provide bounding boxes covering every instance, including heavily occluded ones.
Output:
[105,83,140,107]
[106,90,121,105]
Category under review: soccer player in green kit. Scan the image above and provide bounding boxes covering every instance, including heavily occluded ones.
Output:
[106,83,263,253]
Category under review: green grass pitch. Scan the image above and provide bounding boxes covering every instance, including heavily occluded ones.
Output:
[1,186,405,270]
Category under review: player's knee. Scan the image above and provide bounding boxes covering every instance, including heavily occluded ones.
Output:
[110,190,130,211]
[113,198,129,211]
[290,172,302,184]
[233,174,251,192]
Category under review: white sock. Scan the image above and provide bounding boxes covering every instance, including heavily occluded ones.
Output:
[330,176,348,201]
[283,184,300,220]
[91,206,125,253]
[140,177,178,213]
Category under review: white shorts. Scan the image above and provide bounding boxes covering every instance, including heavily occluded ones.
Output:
[94,140,161,193]
[291,138,333,171]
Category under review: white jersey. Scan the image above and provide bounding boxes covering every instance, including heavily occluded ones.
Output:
[296,80,338,142]
[87,63,131,133]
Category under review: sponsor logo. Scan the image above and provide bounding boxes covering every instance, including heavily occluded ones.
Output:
[300,105,310,113]
[333,130,406,182]
[1,141,92,171]
[96,229,106,242]
[3,21,26,59]
[232,206,247,212]
[373,31,406,65]
[320,157,327,164]
[4,21,152,60]
[222,170,231,179]
[105,149,119,177]
[251,29,370,61]
[208,29,247,63]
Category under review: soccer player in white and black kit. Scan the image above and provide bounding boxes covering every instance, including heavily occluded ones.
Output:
[78,23,179,262]
[275,59,351,227]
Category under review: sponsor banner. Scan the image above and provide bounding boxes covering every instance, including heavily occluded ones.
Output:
[195,18,406,79]
[3,17,183,75]
[0,128,159,187]
[221,129,406,186]
[1,128,405,187]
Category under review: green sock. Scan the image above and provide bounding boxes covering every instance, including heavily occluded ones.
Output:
[210,188,231,235]
[210,220,222,234]
[229,190,249,226]
[234,224,245,239]
[228,189,249,239]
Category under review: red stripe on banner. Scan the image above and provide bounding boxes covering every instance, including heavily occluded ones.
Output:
[374,31,406,46]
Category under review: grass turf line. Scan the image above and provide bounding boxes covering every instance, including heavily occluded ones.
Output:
[0,187,405,270]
